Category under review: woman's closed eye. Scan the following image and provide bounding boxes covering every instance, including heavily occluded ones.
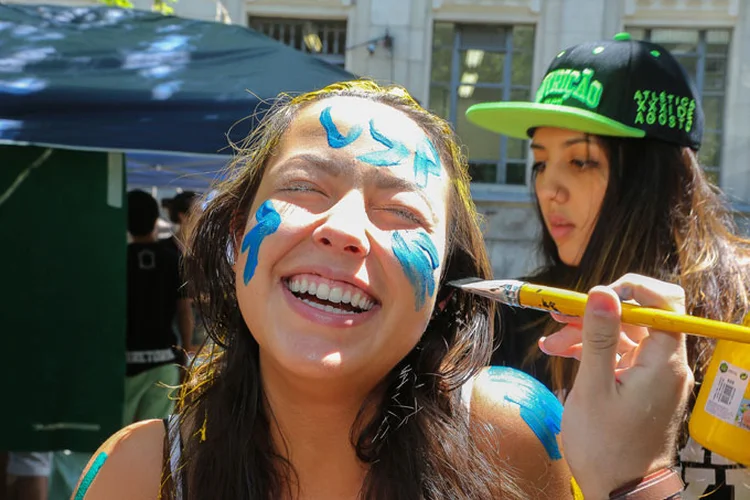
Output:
[377,205,428,227]
[532,161,546,174]
[280,181,326,195]
[570,158,600,169]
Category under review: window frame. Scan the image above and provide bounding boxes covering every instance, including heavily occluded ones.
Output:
[626,27,730,183]
[429,22,536,187]
[248,16,348,68]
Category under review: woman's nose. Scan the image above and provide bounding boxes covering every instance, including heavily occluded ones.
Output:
[535,163,568,203]
[312,193,371,256]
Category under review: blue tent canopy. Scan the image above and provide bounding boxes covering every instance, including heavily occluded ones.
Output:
[0,4,355,188]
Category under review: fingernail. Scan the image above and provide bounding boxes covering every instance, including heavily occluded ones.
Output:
[588,292,617,317]
[616,286,633,301]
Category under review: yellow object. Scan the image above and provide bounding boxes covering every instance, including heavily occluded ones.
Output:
[450,279,750,344]
[689,339,750,466]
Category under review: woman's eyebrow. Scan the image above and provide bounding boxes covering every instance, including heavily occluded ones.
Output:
[563,136,593,148]
[530,135,594,151]
[280,153,346,177]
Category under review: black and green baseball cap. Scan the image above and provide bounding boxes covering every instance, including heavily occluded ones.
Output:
[465,32,704,150]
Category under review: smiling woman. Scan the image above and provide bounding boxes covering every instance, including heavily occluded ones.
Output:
[72,80,695,500]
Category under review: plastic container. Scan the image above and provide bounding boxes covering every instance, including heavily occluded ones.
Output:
[689,339,750,466]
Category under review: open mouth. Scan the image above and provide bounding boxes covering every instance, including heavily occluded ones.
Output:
[284,275,377,315]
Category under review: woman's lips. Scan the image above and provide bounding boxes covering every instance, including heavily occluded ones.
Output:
[547,216,575,241]
[548,224,574,240]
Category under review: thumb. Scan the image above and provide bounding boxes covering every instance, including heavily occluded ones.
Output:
[576,286,622,393]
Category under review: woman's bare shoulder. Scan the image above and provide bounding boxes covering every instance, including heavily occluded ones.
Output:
[72,419,166,500]
[467,366,573,500]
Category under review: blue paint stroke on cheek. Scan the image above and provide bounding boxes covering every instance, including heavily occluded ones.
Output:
[413,137,443,188]
[240,200,282,285]
[487,366,563,460]
[73,451,108,500]
[357,119,410,167]
[392,231,439,310]
[319,106,362,148]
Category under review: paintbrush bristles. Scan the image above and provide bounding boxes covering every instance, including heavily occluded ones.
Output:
[447,277,484,287]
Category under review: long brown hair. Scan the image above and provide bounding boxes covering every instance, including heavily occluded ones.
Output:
[165,81,523,499]
[529,137,750,398]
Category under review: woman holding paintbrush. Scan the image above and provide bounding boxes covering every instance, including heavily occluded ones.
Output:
[467,33,750,497]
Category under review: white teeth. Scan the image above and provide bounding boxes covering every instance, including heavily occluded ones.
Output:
[286,278,375,312]
[328,287,342,303]
[300,297,356,315]
[316,283,330,300]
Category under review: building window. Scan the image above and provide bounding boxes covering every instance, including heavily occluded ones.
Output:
[429,23,535,185]
[248,17,347,68]
[627,28,730,184]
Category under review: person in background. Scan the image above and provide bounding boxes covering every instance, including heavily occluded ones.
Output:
[161,191,199,257]
[4,452,51,500]
[466,33,750,498]
[125,190,194,425]
[161,190,205,360]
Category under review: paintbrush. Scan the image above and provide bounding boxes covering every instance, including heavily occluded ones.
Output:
[449,278,750,344]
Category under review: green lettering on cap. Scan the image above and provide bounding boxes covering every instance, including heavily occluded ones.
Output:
[536,67,603,109]
[613,32,631,41]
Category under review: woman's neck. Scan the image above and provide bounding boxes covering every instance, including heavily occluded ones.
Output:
[260,360,378,499]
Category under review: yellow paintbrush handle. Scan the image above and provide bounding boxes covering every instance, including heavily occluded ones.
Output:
[517,284,750,344]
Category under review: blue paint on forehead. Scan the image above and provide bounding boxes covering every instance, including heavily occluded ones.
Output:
[357,119,410,167]
[241,200,282,285]
[392,230,439,310]
[486,366,563,460]
[319,106,362,148]
[413,137,442,188]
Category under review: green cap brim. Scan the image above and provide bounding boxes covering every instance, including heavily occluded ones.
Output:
[465,102,646,140]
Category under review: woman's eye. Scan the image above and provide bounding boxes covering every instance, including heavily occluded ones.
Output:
[571,158,599,169]
[531,161,546,173]
[384,207,424,225]
[282,182,323,194]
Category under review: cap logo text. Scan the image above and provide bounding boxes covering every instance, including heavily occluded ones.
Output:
[633,90,696,132]
[535,68,603,109]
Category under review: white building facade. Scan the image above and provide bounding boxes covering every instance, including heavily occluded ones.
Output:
[11,0,748,278]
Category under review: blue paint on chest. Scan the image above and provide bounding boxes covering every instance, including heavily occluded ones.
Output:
[392,231,439,310]
[319,106,362,148]
[241,200,281,285]
[357,119,410,167]
[486,366,563,460]
[413,138,442,188]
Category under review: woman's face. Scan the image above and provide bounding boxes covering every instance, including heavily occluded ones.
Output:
[531,127,610,266]
[234,96,451,385]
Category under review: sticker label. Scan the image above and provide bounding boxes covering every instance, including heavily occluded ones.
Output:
[704,360,750,431]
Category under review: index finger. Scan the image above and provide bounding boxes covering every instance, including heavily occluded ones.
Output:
[609,273,686,315]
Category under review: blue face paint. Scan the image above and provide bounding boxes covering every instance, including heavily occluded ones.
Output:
[392,231,439,310]
[319,106,362,148]
[413,137,442,188]
[73,451,108,500]
[357,119,410,167]
[486,366,563,460]
[240,200,281,285]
